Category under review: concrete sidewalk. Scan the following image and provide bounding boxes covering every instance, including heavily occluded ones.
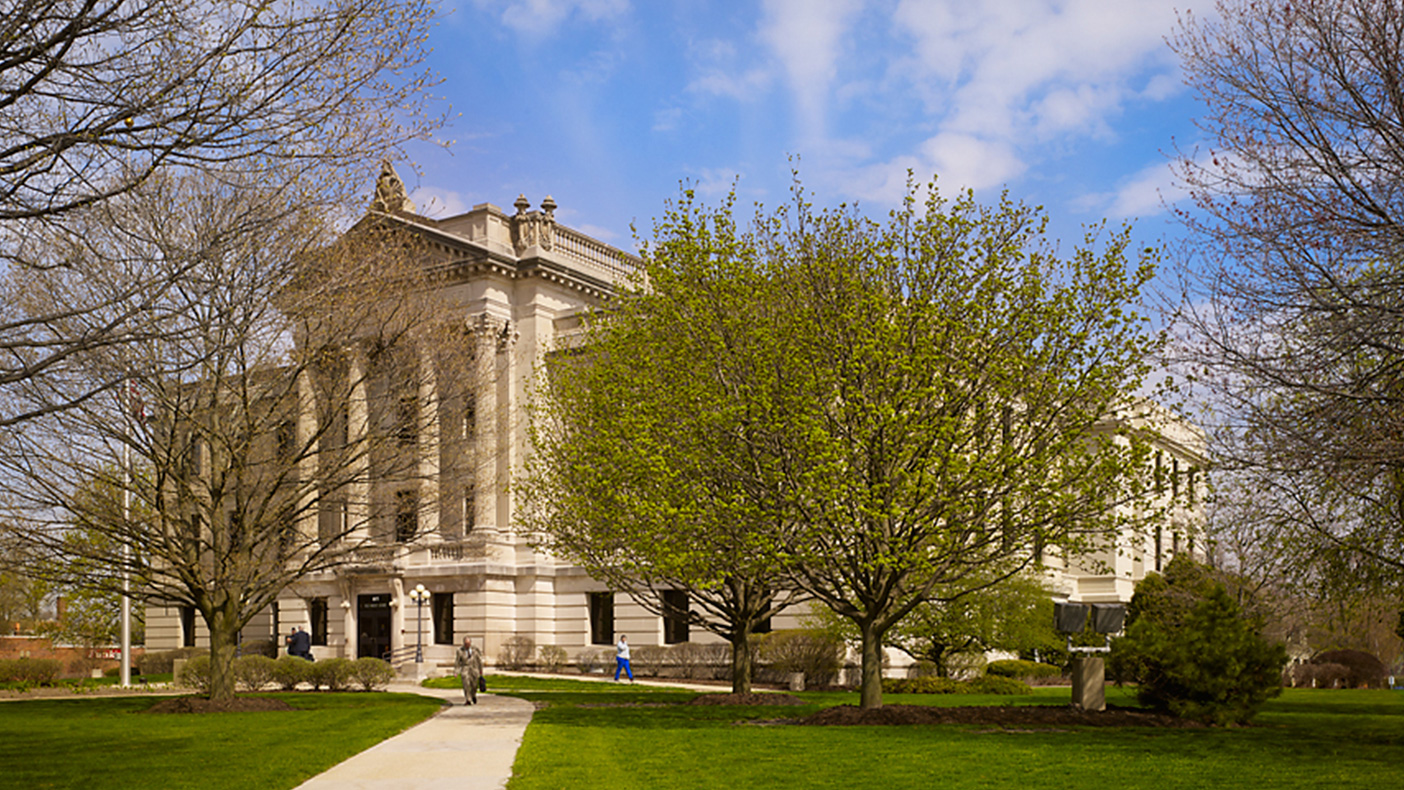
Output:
[293,684,534,790]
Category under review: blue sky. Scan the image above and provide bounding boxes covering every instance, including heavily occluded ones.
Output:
[402,0,1208,259]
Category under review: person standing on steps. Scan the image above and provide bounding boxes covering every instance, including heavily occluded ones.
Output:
[455,635,483,705]
[614,634,633,683]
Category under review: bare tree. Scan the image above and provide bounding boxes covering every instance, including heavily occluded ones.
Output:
[0,171,478,702]
[1169,0,1404,579]
[0,0,441,426]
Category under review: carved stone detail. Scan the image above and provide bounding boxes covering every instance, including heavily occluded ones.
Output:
[371,160,416,214]
[510,194,556,254]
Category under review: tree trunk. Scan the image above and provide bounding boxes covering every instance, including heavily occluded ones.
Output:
[730,629,752,694]
[206,602,240,703]
[859,621,884,710]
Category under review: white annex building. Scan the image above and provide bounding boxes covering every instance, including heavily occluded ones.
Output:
[146,170,1207,670]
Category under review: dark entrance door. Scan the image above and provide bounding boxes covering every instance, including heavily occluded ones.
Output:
[357,593,392,659]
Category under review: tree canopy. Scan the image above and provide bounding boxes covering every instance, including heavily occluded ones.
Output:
[0,172,476,701]
[1170,0,1404,583]
[528,177,1167,708]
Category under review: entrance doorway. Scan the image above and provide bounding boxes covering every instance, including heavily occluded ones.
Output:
[357,593,392,659]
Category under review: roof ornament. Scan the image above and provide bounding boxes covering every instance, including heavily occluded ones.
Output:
[371,159,416,214]
[510,193,556,254]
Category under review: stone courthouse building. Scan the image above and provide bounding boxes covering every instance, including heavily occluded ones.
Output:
[146,169,1207,670]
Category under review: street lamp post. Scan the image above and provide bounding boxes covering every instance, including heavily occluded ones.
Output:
[409,584,429,664]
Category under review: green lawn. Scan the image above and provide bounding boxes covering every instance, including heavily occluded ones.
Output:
[0,692,444,790]
[502,685,1404,790]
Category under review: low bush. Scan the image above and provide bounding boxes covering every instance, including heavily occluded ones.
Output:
[351,657,397,691]
[538,644,568,673]
[906,660,940,678]
[965,675,1034,695]
[1293,661,1349,689]
[986,659,1061,680]
[575,648,608,674]
[697,644,732,681]
[498,635,534,670]
[671,642,707,679]
[271,655,311,690]
[756,630,845,687]
[234,655,277,691]
[0,658,61,686]
[309,658,355,691]
[1312,650,1387,689]
[179,655,211,693]
[883,676,963,694]
[632,645,667,678]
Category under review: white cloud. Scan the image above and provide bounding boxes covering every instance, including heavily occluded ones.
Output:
[758,0,863,138]
[476,0,629,38]
[1078,158,1193,220]
[831,133,1027,206]
[894,0,1180,135]
[688,68,773,101]
[409,186,471,218]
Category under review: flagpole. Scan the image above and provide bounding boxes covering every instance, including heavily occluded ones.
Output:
[120,382,132,688]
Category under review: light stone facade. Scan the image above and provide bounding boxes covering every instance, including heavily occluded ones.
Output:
[145,179,1206,672]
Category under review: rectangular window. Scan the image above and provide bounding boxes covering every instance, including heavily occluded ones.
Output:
[432,592,454,645]
[319,494,347,543]
[310,598,328,646]
[463,490,476,533]
[397,394,418,447]
[588,592,614,646]
[180,605,197,648]
[395,490,419,542]
[662,590,689,644]
[1155,523,1163,572]
[277,419,296,462]
[1171,458,1180,501]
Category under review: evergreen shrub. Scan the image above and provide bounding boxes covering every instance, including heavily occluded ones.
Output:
[1113,560,1287,726]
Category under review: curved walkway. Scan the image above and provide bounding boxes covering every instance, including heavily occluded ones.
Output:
[293,683,534,790]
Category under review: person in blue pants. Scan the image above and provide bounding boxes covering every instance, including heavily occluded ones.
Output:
[614,634,633,682]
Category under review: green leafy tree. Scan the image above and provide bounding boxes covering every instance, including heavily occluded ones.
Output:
[523,190,801,693]
[811,570,1058,679]
[528,177,1165,708]
[887,573,1058,678]
[1113,557,1287,725]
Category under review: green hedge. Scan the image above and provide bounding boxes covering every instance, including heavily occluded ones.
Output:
[882,675,1033,695]
[986,659,1061,679]
[0,658,61,685]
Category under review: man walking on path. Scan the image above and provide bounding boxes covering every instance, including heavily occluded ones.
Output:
[455,635,483,705]
[614,634,633,682]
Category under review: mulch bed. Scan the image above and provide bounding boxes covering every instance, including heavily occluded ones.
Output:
[792,704,1206,728]
[688,692,808,706]
[144,696,298,714]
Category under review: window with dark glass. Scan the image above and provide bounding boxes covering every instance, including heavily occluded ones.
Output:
[432,592,454,645]
[662,590,689,644]
[180,605,196,647]
[395,490,418,542]
[397,394,418,447]
[588,592,614,645]
[310,597,328,646]
[277,419,296,462]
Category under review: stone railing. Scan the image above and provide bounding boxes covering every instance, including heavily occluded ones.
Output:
[351,545,399,565]
[549,225,638,284]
